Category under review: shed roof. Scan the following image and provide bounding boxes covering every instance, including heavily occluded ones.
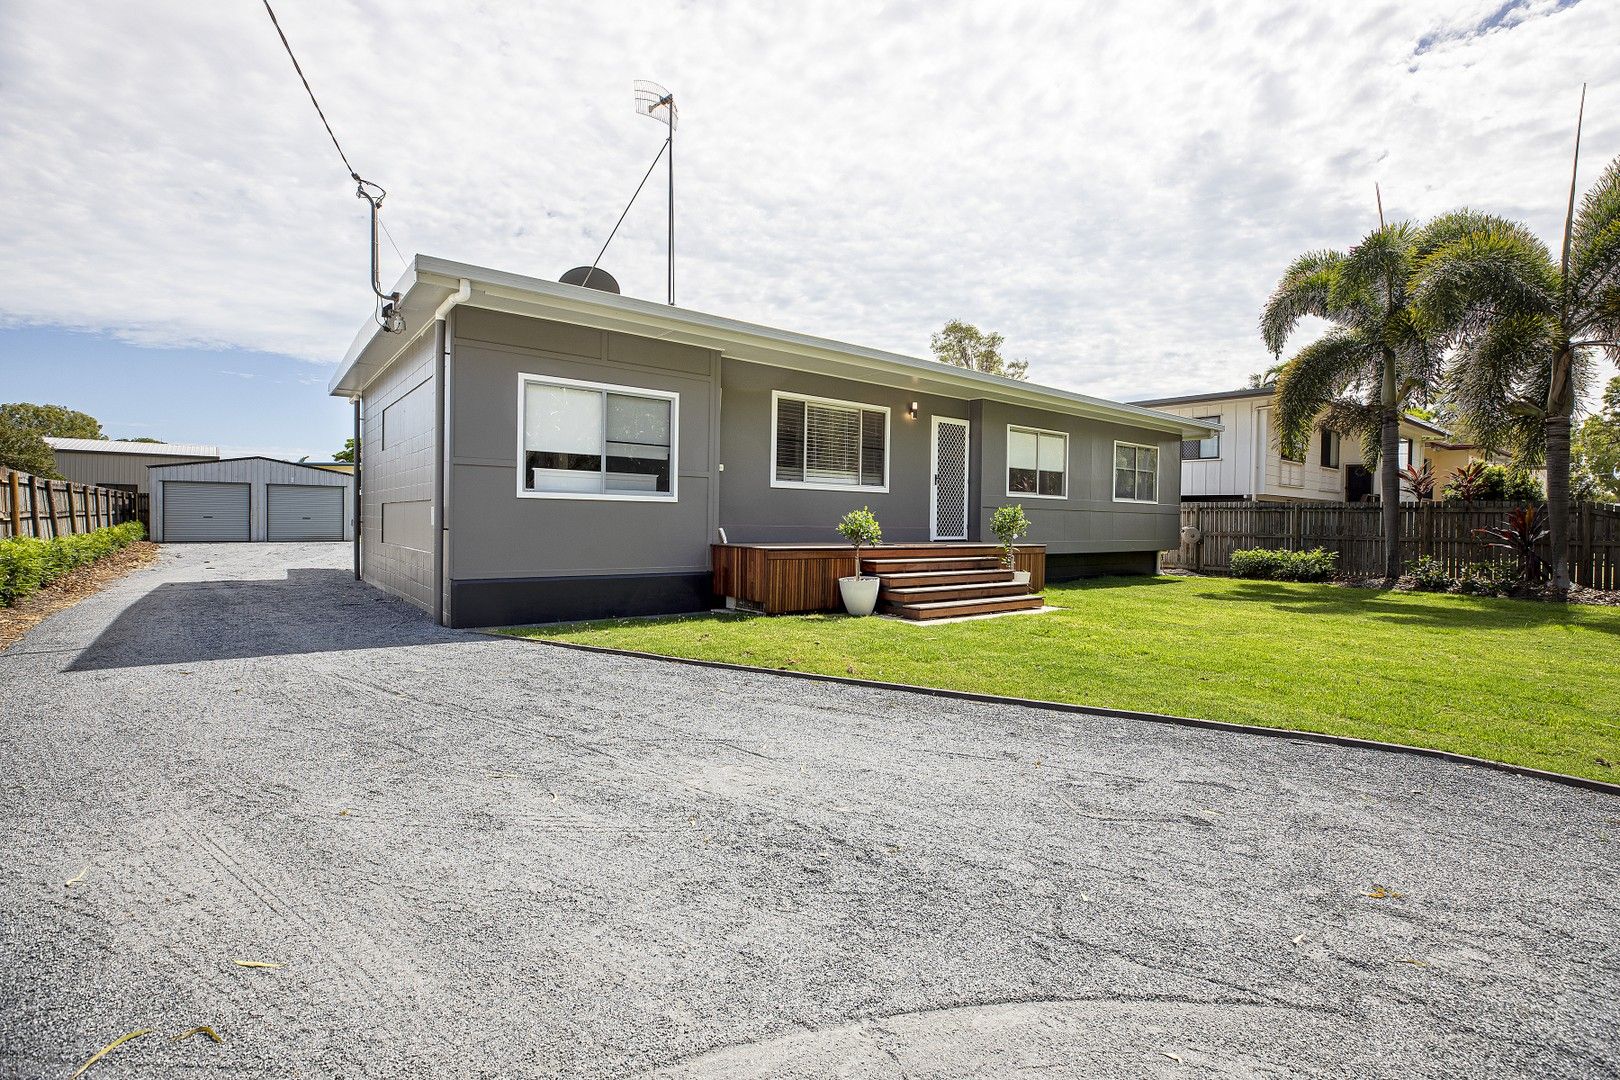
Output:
[44,436,218,457]
[146,455,352,477]
[330,255,1220,438]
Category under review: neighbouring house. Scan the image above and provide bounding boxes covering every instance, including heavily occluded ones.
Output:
[147,457,354,542]
[1129,385,1461,503]
[43,437,218,494]
[328,255,1218,627]
[306,461,356,475]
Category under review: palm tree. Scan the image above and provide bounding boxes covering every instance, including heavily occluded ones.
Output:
[1261,221,1444,580]
[1413,100,1620,593]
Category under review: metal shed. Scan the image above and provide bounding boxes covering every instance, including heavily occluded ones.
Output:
[148,457,354,543]
[43,437,219,495]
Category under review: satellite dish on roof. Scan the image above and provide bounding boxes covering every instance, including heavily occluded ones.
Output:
[560,266,621,293]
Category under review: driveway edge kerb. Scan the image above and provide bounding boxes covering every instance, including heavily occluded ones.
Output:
[494,633,1620,798]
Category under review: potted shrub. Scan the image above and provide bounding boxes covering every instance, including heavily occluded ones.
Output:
[834,506,883,616]
[991,503,1032,588]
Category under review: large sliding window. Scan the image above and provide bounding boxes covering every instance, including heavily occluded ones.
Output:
[1113,441,1159,503]
[772,391,888,491]
[1007,425,1068,498]
[519,373,677,500]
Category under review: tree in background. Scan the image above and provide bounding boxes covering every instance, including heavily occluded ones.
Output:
[0,426,59,477]
[0,402,104,440]
[1573,376,1620,502]
[1414,152,1620,593]
[0,401,110,478]
[1261,222,1446,580]
[126,437,164,444]
[333,437,357,463]
[930,320,1027,380]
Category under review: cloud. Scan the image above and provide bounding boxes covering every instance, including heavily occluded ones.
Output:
[218,370,258,379]
[0,0,1615,406]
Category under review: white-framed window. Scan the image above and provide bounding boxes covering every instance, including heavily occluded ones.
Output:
[771,390,888,492]
[1181,415,1220,460]
[1399,437,1416,470]
[1006,425,1068,498]
[1320,428,1342,469]
[1113,441,1159,503]
[517,372,678,501]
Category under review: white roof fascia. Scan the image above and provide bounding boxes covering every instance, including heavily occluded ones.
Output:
[331,256,1220,437]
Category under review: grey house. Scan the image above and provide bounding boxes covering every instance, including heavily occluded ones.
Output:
[329,256,1217,627]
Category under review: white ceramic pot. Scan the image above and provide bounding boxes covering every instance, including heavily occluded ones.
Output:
[1011,569,1031,588]
[838,575,880,616]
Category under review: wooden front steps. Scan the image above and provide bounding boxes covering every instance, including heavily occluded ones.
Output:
[862,551,1044,621]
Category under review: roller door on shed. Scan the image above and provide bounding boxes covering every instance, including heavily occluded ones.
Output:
[267,484,344,541]
[163,482,249,542]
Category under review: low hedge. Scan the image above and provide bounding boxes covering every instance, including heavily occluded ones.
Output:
[0,521,145,607]
[1229,546,1338,582]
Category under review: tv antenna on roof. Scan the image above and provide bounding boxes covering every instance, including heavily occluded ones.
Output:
[634,81,678,305]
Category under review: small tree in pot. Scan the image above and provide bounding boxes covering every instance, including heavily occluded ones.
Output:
[835,507,883,616]
[991,503,1032,588]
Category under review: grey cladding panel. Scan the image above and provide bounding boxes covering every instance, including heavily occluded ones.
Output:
[163,482,249,542]
[267,484,344,541]
[383,380,432,450]
[381,500,432,552]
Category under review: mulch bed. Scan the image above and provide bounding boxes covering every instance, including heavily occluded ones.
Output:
[1336,576,1620,607]
[1167,567,1617,606]
[0,541,160,651]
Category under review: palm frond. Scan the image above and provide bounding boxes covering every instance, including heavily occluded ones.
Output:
[1448,312,1554,458]
[1584,283,1620,363]
[1569,155,1620,326]
[1337,222,1419,311]
[1318,398,1383,466]
[1260,249,1343,356]
[1273,329,1377,458]
[1412,219,1558,341]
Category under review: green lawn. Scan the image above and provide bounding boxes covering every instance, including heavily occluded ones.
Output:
[502,576,1620,783]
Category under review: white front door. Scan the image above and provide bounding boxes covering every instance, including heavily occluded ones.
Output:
[930,416,970,541]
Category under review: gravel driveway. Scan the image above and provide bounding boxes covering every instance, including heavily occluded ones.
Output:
[2,543,1616,1078]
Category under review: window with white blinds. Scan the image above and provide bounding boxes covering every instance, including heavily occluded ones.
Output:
[772,392,888,491]
[519,373,677,500]
[1007,425,1067,498]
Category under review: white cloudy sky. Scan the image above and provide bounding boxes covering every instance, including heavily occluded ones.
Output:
[1,0,1617,455]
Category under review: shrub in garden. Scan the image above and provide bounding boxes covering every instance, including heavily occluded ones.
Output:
[1229,547,1338,582]
[1454,561,1516,597]
[1405,555,1453,591]
[0,520,145,607]
[1441,462,1545,504]
[1471,505,1549,588]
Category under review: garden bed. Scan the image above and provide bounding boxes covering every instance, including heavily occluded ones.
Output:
[0,535,157,650]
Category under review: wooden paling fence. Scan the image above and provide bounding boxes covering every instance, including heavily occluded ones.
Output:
[1,468,142,540]
[1167,500,1620,590]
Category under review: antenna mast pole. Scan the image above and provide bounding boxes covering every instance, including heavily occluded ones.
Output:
[635,82,678,305]
[667,99,674,305]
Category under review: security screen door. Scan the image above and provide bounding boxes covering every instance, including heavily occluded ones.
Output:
[931,417,969,541]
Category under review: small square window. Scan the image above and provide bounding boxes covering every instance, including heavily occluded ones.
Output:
[1113,442,1158,502]
[1008,426,1067,498]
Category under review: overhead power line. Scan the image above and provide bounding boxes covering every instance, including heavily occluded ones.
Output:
[258,0,405,331]
[260,0,360,182]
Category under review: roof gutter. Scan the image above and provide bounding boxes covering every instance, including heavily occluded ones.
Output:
[332,258,1217,438]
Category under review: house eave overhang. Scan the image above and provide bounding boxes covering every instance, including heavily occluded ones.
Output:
[330,256,1219,437]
